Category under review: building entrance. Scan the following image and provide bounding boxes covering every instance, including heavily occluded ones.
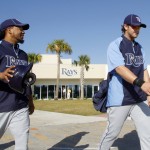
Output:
[34,84,98,100]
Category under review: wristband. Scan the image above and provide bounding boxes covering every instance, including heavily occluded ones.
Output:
[133,78,145,87]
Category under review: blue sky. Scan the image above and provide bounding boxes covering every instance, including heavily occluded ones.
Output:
[1,0,150,64]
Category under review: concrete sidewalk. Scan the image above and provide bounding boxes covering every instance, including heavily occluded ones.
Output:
[0,110,140,150]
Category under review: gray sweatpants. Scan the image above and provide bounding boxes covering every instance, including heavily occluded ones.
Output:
[99,101,150,150]
[0,107,30,150]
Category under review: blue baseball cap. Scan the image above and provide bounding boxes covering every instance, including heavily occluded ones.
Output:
[124,14,146,28]
[0,18,29,31]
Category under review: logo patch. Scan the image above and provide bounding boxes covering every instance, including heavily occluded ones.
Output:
[125,53,143,67]
[5,55,28,67]
[136,17,141,23]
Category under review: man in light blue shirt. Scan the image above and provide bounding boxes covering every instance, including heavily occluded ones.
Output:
[99,14,150,150]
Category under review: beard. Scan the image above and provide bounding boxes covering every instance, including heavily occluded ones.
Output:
[18,39,24,44]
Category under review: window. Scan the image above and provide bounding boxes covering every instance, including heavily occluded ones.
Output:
[34,85,40,99]
[48,85,54,99]
[41,85,47,99]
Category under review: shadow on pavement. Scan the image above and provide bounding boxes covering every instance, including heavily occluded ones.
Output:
[112,130,140,150]
[48,131,89,150]
[0,141,15,150]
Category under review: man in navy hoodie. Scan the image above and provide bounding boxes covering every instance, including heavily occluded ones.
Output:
[0,19,34,150]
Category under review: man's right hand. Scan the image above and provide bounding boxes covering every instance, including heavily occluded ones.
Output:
[141,82,150,96]
[0,66,15,83]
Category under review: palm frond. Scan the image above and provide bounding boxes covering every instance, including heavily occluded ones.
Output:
[28,53,42,64]
[46,39,72,55]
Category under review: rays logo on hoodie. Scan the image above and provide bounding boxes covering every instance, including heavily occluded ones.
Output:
[125,53,144,67]
[5,55,28,67]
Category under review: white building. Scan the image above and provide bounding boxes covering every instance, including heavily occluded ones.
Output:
[32,54,107,100]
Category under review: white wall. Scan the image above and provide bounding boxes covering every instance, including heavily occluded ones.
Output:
[32,54,107,80]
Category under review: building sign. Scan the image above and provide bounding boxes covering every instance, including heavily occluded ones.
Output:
[62,68,78,76]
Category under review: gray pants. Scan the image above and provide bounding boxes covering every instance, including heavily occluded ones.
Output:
[0,107,30,150]
[99,101,150,150]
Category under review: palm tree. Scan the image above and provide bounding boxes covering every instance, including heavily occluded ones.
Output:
[73,55,90,100]
[46,39,72,100]
[28,53,42,64]
[27,53,42,99]
[28,53,42,73]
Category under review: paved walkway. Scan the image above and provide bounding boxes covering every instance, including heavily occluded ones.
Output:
[0,110,140,150]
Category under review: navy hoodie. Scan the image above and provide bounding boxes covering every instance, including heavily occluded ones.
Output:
[0,40,30,112]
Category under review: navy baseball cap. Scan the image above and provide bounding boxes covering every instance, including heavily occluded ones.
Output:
[124,14,146,28]
[0,18,29,31]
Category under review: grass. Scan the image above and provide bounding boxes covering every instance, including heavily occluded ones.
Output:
[33,99,101,116]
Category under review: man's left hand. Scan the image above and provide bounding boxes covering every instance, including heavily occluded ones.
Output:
[147,96,150,106]
[29,102,35,115]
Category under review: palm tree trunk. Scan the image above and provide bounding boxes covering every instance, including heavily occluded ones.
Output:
[80,66,84,100]
[55,53,60,100]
